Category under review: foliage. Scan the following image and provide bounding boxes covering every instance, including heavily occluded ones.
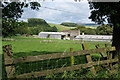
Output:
[96,24,113,35]
[2,2,41,37]
[85,28,96,35]
[73,25,96,35]
[88,3,120,39]
[60,22,78,27]
[50,26,58,32]
[3,18,58,35]
[88,2,120,57]
[2,2,40,19]
[14,21,30,35]
[89,2,120,25]
[2,19,18,37]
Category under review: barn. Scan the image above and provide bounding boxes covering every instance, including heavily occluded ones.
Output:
[38,32,70,40]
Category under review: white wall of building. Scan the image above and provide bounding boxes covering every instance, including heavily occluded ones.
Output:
[38,32,69,39]
[75,35,112,42]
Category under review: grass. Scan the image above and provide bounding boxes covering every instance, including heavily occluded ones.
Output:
[48,23,75,31]
[2,36,110,57]
[48,23,97,31]
[2,36,115,79]
[85,26,97,29]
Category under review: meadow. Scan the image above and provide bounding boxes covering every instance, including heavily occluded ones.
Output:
[2,36,111,57]
[48,23,75,31]
[2,36,118,79]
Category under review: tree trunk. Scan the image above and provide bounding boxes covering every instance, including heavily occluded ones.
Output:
[112,23,120,66]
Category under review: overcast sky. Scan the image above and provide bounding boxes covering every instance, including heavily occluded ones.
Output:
[19,0,95,24]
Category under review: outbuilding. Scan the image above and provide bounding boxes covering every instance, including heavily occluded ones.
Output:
[75,35,112,41]
[38,32,70,40]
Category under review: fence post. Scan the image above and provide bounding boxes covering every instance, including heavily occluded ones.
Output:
[70,48,74,66]
[3,45,15,78]
[82,44,96,75]
[105,44,113,69]
[95,44,107,58]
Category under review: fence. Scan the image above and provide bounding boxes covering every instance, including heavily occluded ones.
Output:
[3,44,118,78]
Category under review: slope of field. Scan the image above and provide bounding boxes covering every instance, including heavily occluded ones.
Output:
[48,23,75,31]
[85,26,97,29]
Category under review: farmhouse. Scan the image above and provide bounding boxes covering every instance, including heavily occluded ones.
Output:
[38,32,70,40]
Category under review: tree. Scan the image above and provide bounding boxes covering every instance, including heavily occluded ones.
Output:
[60,22,78,27]
[2,2,41,37]
[96,24,113,35]
[14,22,30,35]
[50,26,58,32]
[73,25,96,35]
[88,2,120,58]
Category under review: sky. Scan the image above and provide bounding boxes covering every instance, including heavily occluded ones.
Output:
[19,0,95,24]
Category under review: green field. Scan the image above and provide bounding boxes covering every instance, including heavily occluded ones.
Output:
[85,26,97,29]
[48,23,96,31]
[48,23,75,31]
[2,36,110,57]
[3,37,117,78]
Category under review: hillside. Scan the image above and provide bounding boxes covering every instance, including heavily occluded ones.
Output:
[59,22,97,29]
[60,22,78,27]
[28,18,51,28]
[48,23,75,31]
[85,26,97,29]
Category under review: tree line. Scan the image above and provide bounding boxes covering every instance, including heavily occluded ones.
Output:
[2,18,58,36]
[2,18,113,36]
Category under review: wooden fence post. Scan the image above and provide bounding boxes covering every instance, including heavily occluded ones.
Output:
[3,45,15,78]
[82,44,96,75]
[105,44,113,69]
[104,44,112,60]
[70,48,74,66]
[95,44,107,58]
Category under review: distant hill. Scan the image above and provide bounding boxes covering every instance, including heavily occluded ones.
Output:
[60,22,78,27]
[59,22,98,29]
[48,23,75,31]
[27,18,58,32]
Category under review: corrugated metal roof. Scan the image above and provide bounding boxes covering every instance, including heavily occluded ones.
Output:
[39,32,68,35]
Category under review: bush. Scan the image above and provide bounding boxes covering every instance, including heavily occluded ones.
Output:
[96,24,113,35]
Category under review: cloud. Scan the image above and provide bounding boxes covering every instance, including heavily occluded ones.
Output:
[20,1,93,24]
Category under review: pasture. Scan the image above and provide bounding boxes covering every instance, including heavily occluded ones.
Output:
[2,36,110,57]
[48,23,75,31]
[2,36,119,79]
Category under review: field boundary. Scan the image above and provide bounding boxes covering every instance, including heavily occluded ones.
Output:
[3,44,118,78]
[2,38,112,44]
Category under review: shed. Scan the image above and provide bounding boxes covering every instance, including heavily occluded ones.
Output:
[38,32,70,40]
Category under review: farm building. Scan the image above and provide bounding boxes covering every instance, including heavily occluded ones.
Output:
[62,30,80,40]
[75,35,112,41]
[38,32,70,40]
